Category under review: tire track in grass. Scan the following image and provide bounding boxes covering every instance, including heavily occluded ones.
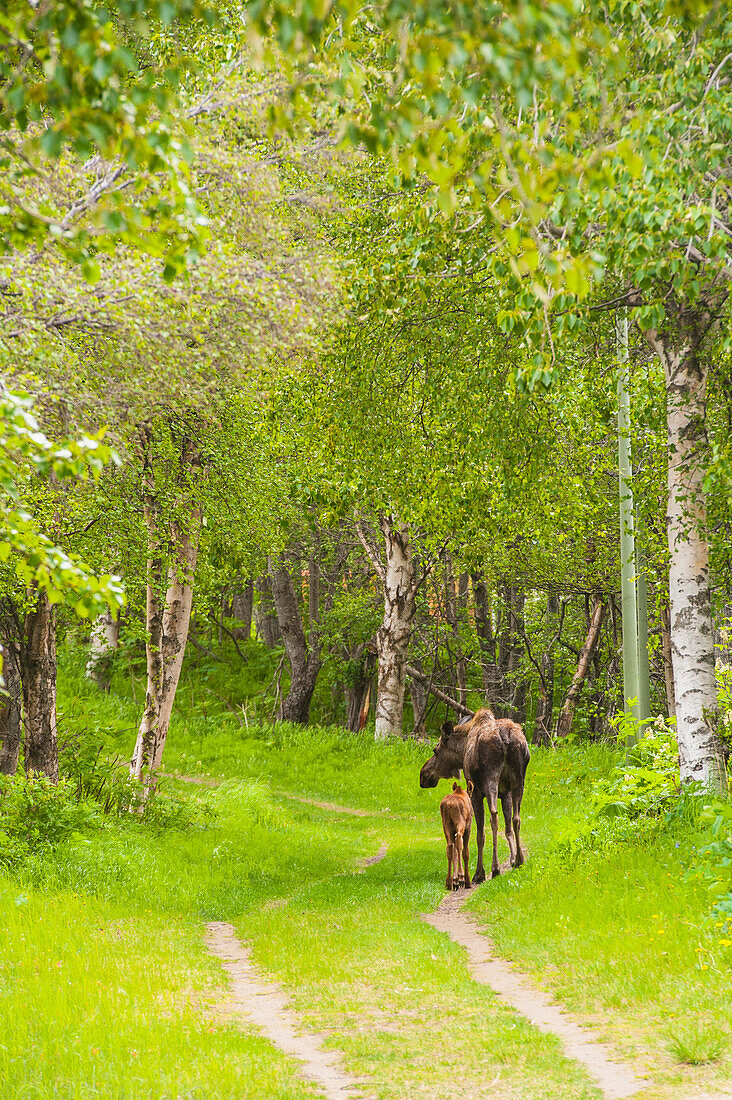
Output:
[205,922,368,1100]
[423,886,645,1100]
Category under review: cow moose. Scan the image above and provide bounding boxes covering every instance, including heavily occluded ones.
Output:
[440,781,473,890]
[420,708,530,883]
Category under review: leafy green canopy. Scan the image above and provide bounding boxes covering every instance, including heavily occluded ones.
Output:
[0,387,124,616]
[249,0,732,383]
[0,0,224,276]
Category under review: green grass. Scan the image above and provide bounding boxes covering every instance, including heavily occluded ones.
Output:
[0,645,730,1098]
[466,747,732,1093]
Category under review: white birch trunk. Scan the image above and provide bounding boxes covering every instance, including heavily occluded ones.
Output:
[646,314,726,790]
[86,608,120,691]
[374,516,417,740]
[131,511,201,790]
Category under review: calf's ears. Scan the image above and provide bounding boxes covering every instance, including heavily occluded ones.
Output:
[467,781,474,795]
[440,720,454,738]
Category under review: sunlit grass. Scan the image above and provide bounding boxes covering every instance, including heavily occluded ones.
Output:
[1,645,727,1097]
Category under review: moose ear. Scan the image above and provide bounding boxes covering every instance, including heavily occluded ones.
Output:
[440,720,454,739]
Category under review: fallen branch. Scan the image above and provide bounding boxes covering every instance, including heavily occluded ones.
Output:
[405,663,474,718]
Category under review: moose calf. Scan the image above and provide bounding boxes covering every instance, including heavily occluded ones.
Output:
[440,781,473,890]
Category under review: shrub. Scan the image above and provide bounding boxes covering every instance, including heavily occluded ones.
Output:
[0,774,103,869]
[695,799,732,923]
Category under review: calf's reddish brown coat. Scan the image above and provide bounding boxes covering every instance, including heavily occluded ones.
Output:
[440,781,473,890]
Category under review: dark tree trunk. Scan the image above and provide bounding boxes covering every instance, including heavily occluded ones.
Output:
[345,652,375,733]
[472,572,500,705]
[408,655,429,737]
[21,590,58,782]
[498,583,527,723]
[445,559,468,707]
[254,575,282,648]
[269,557,321,724]
[533,593,561,747]
[0,639,22,776]
[556,595,604,740]
[230,581,254,641]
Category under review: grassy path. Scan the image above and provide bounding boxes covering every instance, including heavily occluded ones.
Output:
[5,694,730,1099]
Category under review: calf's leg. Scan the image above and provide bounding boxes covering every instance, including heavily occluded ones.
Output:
[462,820,471,888]
[454,828,464,888]
[445,839,454,890]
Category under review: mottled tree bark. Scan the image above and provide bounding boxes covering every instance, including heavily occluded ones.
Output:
[0,639,22,776]
[269,556,321,724]
[645,298,727,789]
[21,590,58,781]
[371,517,418,740]
[86,608,120,692]
[131,510,201,789]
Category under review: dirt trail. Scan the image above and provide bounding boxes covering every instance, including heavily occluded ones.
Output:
[273,790,383,817]
[423,887,645,1100]
[205,922,367,1100]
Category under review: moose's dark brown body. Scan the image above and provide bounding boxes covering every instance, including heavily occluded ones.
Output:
[420,708,530,883]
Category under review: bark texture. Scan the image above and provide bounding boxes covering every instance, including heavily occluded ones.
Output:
[230,582,254,641]
[372,517,418,740]
[555,596,604,740]
[659,600,677,719]
[21,590,58,781]
[645,299,727,789]
[86,608,120,692]
[269,557,321,724]
[131,511,200,787]
[0,639,22,776]
[472,572,500,704]
[254,575,282,648]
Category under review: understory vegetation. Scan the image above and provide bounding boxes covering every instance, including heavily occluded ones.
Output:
[0,646,729,1099]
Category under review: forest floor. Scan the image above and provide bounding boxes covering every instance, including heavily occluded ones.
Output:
[1,651,731,1099]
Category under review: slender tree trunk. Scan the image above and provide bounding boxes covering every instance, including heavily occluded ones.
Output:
[254,575,282,648]
[472,572,500,704]
[408,654,429,737]
[645,301,726,789]
[230,581,254,641]
[445,559,468,707]
[659,599,676,719]
[131,511,200,788]
[534,593,560,747]
[86,608,120,692]
[345,652,375,734]
[373,517,417,740]
[556,595,604,739]
[21,590,58,781]
[0,639,22,776]
[269,557,321,724]
[498,583,527,722]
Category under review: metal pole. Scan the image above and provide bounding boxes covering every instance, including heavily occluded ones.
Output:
[617,310,640,744]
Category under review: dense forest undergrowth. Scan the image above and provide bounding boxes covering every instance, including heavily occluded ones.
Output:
[0,645,729,1100]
